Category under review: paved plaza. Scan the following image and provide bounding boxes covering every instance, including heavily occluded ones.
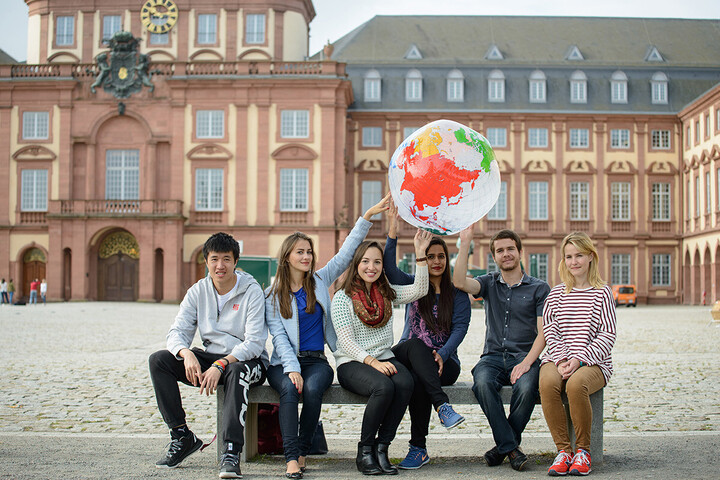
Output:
[1,302,719,478]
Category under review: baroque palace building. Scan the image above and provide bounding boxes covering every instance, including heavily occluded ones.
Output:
[1,2,719,304]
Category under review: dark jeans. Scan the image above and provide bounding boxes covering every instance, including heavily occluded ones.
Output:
[392,338,461,449]
[337,358,413,447]
[471,353,539,455]
[266,356,334,462]
[149,347,266,453]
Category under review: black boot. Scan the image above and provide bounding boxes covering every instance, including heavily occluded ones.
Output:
[356,443,382,475]
[375,443,398,475]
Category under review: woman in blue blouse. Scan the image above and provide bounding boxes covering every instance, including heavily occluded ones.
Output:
[265,195,389,479]
[383,206,471,469]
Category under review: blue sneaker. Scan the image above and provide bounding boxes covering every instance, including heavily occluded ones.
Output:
[437,403,465,429]
[398,445,430,470]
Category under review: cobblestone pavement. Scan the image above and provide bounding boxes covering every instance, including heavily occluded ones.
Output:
[1,302,719,438]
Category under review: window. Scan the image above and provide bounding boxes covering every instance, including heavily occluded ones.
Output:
[717,168,720,212]
[362,127,382,147]
[403,127,419,140]
[528,128,548,148]
[196,110,224,138]
[652,254,671,286]
[488,70,505,102]
[485,127,507,148]
[652,183,671,221]
[364,70,381,102]
[570,128,589,148]
[611,254,631,285]
[245,13,265,44]
[528,181,548,220]
[695,120,700,144]
[706,172,711,214]
[197,14,217,44]
[611,71,628,104]
[529,70,546,103]
[56,16,74,46]
[651,130,670,149]
[280,110,309,138]
[105,150,139,200]
[529,253,548,282]
[569,182,590,220]
[611,182,631,221]
[149,15,169,44]
[279,168,308,211]
[687,179,691,218]
[102,15,122,43]
[486,253,499,274]
[651,72,668,105]
[695,175,700,217]
[706,115,711,138]
[195,169,223,211]
[610,129,630,149]
[21,169,48,211]
[447,69,464,102]
[487,181,507,220]
[570,71,587,103]
[22,112,49,140]
[361,181,383,220]
[405,69,422,102]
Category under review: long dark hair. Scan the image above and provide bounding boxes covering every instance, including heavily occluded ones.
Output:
[266,232,317,319]
[340,241,397,303]
[417,237,453,334]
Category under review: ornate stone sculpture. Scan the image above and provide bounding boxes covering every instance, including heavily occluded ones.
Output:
[90,31,154,98]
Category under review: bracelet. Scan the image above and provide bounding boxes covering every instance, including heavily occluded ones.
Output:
[212,361,225,373]
[416,257,427,263]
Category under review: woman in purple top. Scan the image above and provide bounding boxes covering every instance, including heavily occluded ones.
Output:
[383,206,471,470]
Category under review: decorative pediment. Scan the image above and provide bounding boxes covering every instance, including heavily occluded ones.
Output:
[357,159,388,172]
[238,49,272,61]
[644,46,664,62]
[522,159,555,174]
[711,144,720,161]
[484,44,504,60]
[689,155,701,169]
[497,159,513,174]
[700,149,712,164]
[646,161,678,175]
[604,160,637,175]
[404,44,422,60]
[271,144,317,161]
[189,49,223,61]
[563,160,597,174]
[187,143,233,161]
[565,45,584,61]
[12,145,57,162]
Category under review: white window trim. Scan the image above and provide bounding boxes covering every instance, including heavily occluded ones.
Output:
[197,14,217,45]
[610,129,630,149]
[22,111,49,140]
[569,128,589,148]
[196,110,224,139]
[652,183,671,221]
[21,169,48,211]
[279,168,308,212]
[528,181,549,220]
[570,182,590,220]
[195,168,224,211]
[528,128,548,148]
[486,127,507,148]
[362,127,383,147]
[611,182,631,221]
[280,110,310,138]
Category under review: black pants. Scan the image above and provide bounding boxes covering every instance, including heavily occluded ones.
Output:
[337,358,413,447]
[149,348,266,453]
[392,338,461,449]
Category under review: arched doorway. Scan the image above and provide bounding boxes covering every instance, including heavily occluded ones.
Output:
[154,248,164,303]
[703,247,712,305]
[23,248,46,302]
[693,250,701,304]
[98,231,139,301]
[684,250,691,304]
[195,251,207,282]
[62,248,72,301]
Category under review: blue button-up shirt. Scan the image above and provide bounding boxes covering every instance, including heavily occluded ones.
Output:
[473,271,550,360]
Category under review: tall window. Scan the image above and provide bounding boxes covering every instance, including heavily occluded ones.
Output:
[686,126,691,148]
[362,127,382,147]
[102,15,122,43]
[611,71,628,104]
[105,150,139,200]
[487,181,507,220]
[570,70,587,103]
[717,168,720,212]
[196,110,224,138]
[280,110,309,138]
[447,69,464,102]
[570,182,590,220]
[21,169,48,211]
[405,69,422,102]
[610,129,630,149]
[695,175,700,217]
[706,115,711,138]
[611,254,631,285]
[362,181,383,220]
[611,182,631,221]
[195,168,223,211]
[56,16,74,46]
[706,172,712,214]
[651,72,668,104]
[279,168,308,211]
[22,112,49,140]
[529,253,548,282]
[529,70,546,103]
[364,70,381,102]
[652,254,671,286]
[695,120,700,144]
[652,183,671,221]
[245,13,265,44]
[488,70,505,102]
[529,181,548,220]
[485,127,507,148]
[486,253,499,274]
[569,128,589,148]
[528,128,548,148]
[197,14,217,44]
[651,130,670,149]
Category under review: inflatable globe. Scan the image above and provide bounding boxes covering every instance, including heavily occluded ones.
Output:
[388,119,501,235]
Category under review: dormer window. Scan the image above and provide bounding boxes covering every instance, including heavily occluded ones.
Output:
[570,70,587,103]
[611,71,628,104]
[447,69,464,102]
[651,72,668,104]
[404,44,422,60]
[364,69,381,102]
[565,45,585,61]
[405,69,423,102]
[484,44,504,60]
[529,70,546,103]
[645,46,665,62]
[488,70,505,103]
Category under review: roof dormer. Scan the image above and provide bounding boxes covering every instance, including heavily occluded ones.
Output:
[404,44,422,60]
[565,45,585,61]
[484,44,504,60]
[645,45,665,62]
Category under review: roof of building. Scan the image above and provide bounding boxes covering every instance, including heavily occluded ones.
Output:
[0,48,17,64]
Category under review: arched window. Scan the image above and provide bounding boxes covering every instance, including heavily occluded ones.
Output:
[570,70,587,103]
[364,69,381,102]
[651,72,668,105]
[406,69,423,102]
[611,70,628,104]
[488,69,505,102]
[529,70,546,103]
[447,69,464,102]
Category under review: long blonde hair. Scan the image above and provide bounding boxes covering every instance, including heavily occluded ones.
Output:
[558,232,605,293]
[266,232,318,319]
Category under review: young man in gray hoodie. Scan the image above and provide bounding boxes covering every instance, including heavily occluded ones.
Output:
[149,232,268,479]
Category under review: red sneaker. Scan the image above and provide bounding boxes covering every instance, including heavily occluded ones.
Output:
[568,448,592,476]
[547,450,573,476]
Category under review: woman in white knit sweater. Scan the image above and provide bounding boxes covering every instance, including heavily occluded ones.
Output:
[331,229,432,475]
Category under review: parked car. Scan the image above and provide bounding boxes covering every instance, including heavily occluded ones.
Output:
[612,284,637,307]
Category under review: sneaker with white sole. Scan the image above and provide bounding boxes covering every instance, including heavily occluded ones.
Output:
[547,450,573,476]
[568,448,591,476]
[397,445,430,470]
[155,432,203,468]
[218,452,242,479]
[436,403,465,429]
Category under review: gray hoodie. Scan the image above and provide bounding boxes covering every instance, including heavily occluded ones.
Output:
[166,271,269,365]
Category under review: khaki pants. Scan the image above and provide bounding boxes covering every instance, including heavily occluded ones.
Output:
[539,362,605,453]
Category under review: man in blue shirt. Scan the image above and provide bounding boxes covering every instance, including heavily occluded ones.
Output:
[453,226,550,471]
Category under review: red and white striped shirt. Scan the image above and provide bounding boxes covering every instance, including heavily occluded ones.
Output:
[541,284,617,384]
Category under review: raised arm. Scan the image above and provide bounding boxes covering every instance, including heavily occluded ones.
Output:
[392,229,431,304]
[452,225,482,295]
[383,203,414,286]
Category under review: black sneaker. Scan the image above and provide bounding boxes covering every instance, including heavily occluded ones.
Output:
[219,452,242,479]
[508,447,528,471]
[483,446,506,467]
[155,432,203,468]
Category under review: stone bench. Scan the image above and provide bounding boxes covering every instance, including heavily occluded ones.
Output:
[217,382,604,464]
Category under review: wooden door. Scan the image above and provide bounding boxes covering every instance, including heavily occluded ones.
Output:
[99,253,138,301]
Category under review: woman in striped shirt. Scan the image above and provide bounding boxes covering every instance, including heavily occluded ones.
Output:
[539,232,616,477]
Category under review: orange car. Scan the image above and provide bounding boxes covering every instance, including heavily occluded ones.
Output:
[612,284,637,307]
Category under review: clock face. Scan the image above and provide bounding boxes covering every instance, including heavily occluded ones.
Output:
[140,0,179,34]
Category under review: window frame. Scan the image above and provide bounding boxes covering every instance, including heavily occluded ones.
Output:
[611,253,631,285]
[651,72,668,105]
[279,168,309,212]
[405,69,423,102]
[194,167,224,211]
[485,127,507,148]
[196,13,218,46]
[569,181,590,221]
[361,126,383,148]
[488,70,505,103]
[610,181,631,221]
[610,128,630,149]
[244,12,267,45]
[105,149,140,201]
[102,15,123,44]
[361,180,383,220]
[651,182,671,221]
[364,70,381,103]
[569,128,590,149]
[528,127,549,148]
[650,130,671,150]
[487,181,507,220]
[528,181,549,220]
[529,70,546,103]
[195,110,225,139]
[279,109,310,139]
[55,15,75,47]
[20,169,49,212]
[651,253,672,286]
[22,111,50,141]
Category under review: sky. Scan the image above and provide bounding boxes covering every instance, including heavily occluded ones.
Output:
[1,0,718,62]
